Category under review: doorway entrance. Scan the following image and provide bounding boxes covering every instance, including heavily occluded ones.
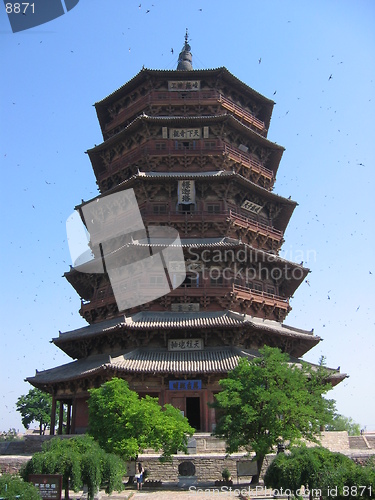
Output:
[186,397,201,431]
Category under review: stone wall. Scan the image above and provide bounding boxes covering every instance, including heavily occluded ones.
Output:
[0,456,30,475]
[0,434,74,456]
[138,454,273,482]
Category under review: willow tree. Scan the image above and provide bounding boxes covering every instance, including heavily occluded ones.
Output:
[21,435,125,500]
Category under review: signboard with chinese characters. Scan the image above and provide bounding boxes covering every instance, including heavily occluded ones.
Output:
[168,80,200,91]
[236,460,258,477]
[170,128,201,139]
[169,380,202,390]
[29,475,62,500]
[241,199,263,214]
[178,180,195,204]
[168,338,203,351]
[171,303,200,312]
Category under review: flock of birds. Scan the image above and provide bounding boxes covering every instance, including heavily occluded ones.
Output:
[2,2,373,432]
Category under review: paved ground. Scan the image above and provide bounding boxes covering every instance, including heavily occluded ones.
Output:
[70,483,256,499]
[130,489,250,499]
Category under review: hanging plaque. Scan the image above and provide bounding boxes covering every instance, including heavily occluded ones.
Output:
[241,200,263,214]
[169,380,202,390]
[168,338,203,351]
[178,180,195,204]
[168,80,200,91]
[171,303,200,312]
[170,128,201,139]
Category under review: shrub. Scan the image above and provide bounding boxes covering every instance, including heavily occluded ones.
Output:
[0,473,42,500]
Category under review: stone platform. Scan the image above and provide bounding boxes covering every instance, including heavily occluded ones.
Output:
[1,431,374,482]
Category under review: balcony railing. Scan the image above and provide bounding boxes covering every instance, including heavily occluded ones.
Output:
[80,281,289,316]
[105,89,266,134]
[98,139,274,183]
[138,205,283,241]
[232,283,289,310]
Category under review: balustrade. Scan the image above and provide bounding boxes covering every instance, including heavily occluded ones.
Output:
[104,89,266,134]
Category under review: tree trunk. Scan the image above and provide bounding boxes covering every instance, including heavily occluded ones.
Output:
[250,455,264,484]
[64,477,70,500]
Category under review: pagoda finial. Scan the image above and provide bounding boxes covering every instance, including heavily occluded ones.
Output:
[177,28,193,71]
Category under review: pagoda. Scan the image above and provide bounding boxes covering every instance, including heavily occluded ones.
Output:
[27,33,345,435]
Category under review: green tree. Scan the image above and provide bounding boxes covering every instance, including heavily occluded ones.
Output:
[326,414,361,435]
[21,435,125,500]
[0,473,42,500]
[16,388,53,435]
[265,446,375,499]
[0,428,18,441]
[212,346,335,483]
[88,378,194,462]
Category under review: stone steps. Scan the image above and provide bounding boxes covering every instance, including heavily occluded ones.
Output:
[349,436,370,450]
[365,435,375,448]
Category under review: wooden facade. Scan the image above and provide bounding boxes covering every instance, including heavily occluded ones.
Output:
[27,37,345,435]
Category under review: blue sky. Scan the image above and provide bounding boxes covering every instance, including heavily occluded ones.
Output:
[1,0,374,432]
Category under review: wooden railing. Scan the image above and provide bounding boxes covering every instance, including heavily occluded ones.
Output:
[138,205,283,241]
[80,282,289,312]
[104,89,266,134]
[228,210,283,238]
[98,139,274,182]
[232,284,289,309]
[223,143,273,179]
[218,94,265,130]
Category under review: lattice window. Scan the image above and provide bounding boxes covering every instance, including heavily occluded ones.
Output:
[153,204,167,214]
[207,204,221,214]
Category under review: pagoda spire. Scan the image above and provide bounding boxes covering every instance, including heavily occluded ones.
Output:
[177,28,193,71]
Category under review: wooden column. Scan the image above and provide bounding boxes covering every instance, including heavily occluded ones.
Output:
[66,402,72,435]
[160,378,165,406]
[50,396,56,435]
[71,397,77,435]
[58,401,64,435]
[203,389,209,432]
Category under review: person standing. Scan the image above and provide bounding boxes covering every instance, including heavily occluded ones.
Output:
[136,462,144,490]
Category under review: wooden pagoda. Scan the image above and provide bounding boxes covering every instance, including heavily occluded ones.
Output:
[27,34,345,435]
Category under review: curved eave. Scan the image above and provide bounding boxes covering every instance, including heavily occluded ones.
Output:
[95,67,275,131]
[88,113,283,154]
[27,347,346,392]
[129,238,308,296]
[87,113,284,178]
[64,267,104,301]
[64,235,308,306]
[51,310,317,356]
[132,237,310,289]
[96,170,296,232]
